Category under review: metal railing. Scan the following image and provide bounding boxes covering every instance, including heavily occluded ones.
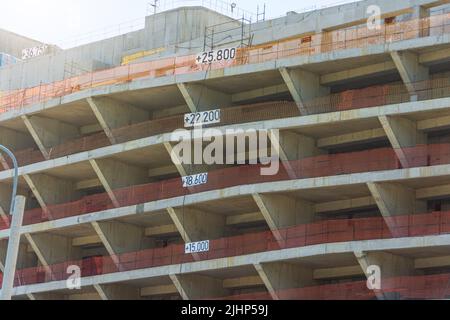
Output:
[1,142,449,228]
[148,0,256,20]
[1,12,447,113]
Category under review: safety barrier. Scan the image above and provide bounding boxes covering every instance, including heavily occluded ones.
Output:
[4,269,450,300]
[11,210,450,289]
[1,142,449,229]
[0,13,449,113]
[9,142,450,228]
[4,72,450,172]
[0,101,298,171]
[306,76,450,114]
[219,273,450,300]
[14,145,401,227]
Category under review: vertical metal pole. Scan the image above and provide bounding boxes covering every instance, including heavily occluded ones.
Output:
[241,16,245,47]
[0,196,26,300]
[0,146,18,214]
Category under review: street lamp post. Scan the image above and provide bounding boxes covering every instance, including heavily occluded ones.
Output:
[0,145,26,300]
[0,145,19,214]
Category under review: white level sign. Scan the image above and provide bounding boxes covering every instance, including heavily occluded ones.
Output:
[22,44,48,60]
[195,47,237,65]
[182,172,208,188]
[184,109,221,127]
[185,240,210,254]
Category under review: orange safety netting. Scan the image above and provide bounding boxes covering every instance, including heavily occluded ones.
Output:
[0,13,449,113]
[219,273,450,300]
[3,74,450,173]
[3,142,450,229]
[0,145,400,228]
[7,210,450,289]
[0,101,298,171]
[306,76,450,114]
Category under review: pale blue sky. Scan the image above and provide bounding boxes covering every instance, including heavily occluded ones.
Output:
[0,0,357,47]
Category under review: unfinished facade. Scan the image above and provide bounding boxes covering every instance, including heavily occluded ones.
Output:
[1,0,450,300]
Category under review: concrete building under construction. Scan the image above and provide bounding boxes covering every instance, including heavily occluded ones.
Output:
[2,0,450,300]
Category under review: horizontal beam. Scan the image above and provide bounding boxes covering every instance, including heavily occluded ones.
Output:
[416,184,450,200]
[321,61,396,85]
[418,115,450,131]
[317,128,387,148]
[145,224,178,237]
[415,255,450,269]
[140,284,178,297]
[80,124,103,136]
[11,234,450,297]
[140,275,265,297]
[75,179,102,190]
[320,47,450,86]
[223,276,264,289]
[76,168,180,191]
[232,84,289,103]
[226,212,265,225]
[148,166,178,178]
[72,235,102,247]
[313,265,363,280]
[419,47,450,64]
[315,196,377,214]
[4,96,450,187]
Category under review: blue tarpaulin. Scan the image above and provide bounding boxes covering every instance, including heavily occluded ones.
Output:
[0,52,19,67]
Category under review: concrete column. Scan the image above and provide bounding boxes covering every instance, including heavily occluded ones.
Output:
[279,67,330,115]
[23,174,79,219]
[379,115,427,168]
[254,262,316,300]
[170,274,230,300]
[390,51,429,100]
[87,97,150,144]
[177,83,232,112]
[270,130,324,179]
[89,158,148,207]
[21,115,80,160]
[355,251,416,300]
[91,221,148,267]
[368,182,426,233]
[253,193,315,243]
[94,284,140,300]
[167,207,226,243]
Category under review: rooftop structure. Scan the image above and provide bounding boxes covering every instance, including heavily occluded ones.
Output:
[1,0,450,300]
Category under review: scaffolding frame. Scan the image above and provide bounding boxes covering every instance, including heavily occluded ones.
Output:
[203,16,253,51]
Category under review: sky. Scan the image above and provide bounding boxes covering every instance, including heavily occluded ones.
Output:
[0,0,358,48]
